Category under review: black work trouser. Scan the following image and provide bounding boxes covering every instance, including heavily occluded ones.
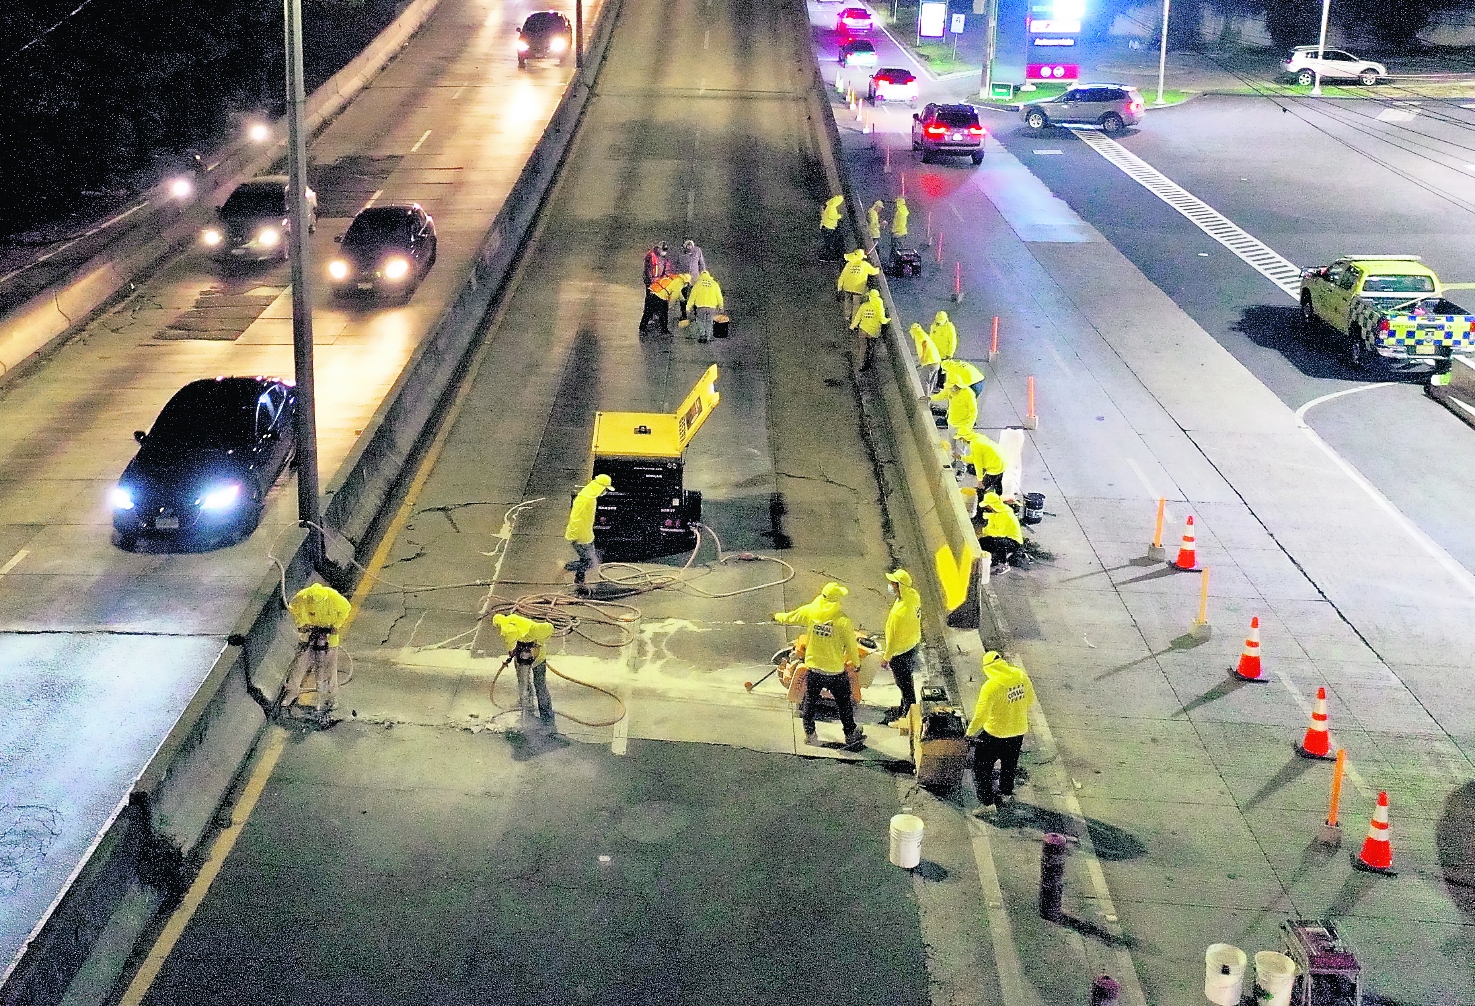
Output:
[889,646,918,713]
[639,291,667,331]
[803,669,858,737]
[980,535,1021,567]
[970,732,1024,805]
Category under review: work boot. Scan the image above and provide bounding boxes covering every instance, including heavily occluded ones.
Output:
[842,728,866,751]
[804,731,821,746]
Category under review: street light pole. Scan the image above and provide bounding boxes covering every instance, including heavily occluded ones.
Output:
[284,0,323,567]
[1312,0,1331,95]
[980,0,998,99]
[1155,0,1170,105]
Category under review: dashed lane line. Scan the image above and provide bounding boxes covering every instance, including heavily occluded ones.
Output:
[1074,131,1302,300]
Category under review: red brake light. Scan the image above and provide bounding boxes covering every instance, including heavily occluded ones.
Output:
[968,126,985,135]
[925,124,946,136]
[1378,319,1390,333]
[1130,101,1143,112]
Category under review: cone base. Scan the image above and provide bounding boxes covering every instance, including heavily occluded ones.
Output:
[1172,558,1197,571]
[1233,668,1270,683]
[1296,742,1336,761]
[1316,822,1342,849]
[1351,852,1396,876]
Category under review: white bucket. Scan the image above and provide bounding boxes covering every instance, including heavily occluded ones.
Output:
[888,813,924,868]
[1254,950,1298,1006]
[1203,944,1247,1006]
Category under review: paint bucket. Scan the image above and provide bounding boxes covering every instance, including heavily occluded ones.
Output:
[1021,492,1045,524]
[1203,944,1247,1006]
[888,813,924,868]
[1253,951,1298,1006]
[713,314,730,338]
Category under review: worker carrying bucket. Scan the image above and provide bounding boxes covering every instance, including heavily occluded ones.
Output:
[281,581,352,724]
[492,612,557,733]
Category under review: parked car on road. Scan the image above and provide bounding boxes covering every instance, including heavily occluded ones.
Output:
[517,10,573,68]
[327,203,438,302]
[202,176,316,264]
[837,38,876,67]
[868,67,917,105]
[1020,84,1144,134]
[912,103,985,164]
[112,377,297,548]
[1282,46,1386,86]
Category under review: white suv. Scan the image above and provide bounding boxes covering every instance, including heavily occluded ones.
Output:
[1282,46,1386,86]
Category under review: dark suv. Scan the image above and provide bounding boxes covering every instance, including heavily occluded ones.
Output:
[911,103,985,165]
[517,11,573,68]
[1021,83,1144,134]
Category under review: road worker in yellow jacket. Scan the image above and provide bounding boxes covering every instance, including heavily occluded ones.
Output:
[929,310,958,361]
[283,582,352,719]
[966,651,1035,812]
[850,289,889,370]
[819,195,844,260]
[492,612,558,729]
[978,491,1023,571]
[686,270,724,343]
[880,568,922,722]
[837,247,879,319]
[564,474,613,586]
[775,582,865,749]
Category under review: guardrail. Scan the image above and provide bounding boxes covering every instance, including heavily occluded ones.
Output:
[0,0,622,1000]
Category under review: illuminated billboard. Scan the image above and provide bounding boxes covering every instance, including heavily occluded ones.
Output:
[920,1,947,38]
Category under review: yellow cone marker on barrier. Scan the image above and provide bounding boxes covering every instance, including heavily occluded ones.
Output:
[1189,567,1211,641]
[1147,497,1167,561]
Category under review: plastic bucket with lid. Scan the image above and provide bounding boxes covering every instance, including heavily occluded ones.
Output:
[1203,944,1247,1006]
[888,813,924,868]
[713,314,730,339]
[1022,492,1045,524]
[1254,950,1298,1006]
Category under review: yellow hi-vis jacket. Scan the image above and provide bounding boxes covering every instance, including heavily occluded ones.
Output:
[929,313,958,359]
[966,651,1035,739]
[850,293,888,338]
[957,429,1006,476]
[775,593,859,673]
[492,612,555,663]
[867,201,884,241]
[881,581,921,660]
[837,249,879,293]
[931,384,977,431]
[564,475,611,544]
[941,358,984,389]
[820,195,843,230]
[891,198,909,238]
[287,583,352,647]
[910,323,940,366]
[980,494,1023,543]
[651,272,689,301]
[687,271,723,310]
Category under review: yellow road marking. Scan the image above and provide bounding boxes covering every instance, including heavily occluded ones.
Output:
[934,542,981,612]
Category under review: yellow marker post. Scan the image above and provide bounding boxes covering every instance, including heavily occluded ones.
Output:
[1148,497,1167,561]
[1189,566,1212,641]
[1318,749,1347,848]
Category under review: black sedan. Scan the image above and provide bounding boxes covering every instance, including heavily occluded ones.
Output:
[517,10,573,67]
[111,377,296,548]
[327,203,437,301]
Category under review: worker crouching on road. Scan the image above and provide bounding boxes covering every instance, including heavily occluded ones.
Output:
[850,288,889,371]
[645,271,689,335]
[931,380,978,459]
[492,612,557,732]
[956,428,1007,498]
[819,195,844,261]
[837,247,878,320]
[880,569,921,724]
[978,491,1024,573]
[564,474,613,590]
[686,270,724,343]
[966,651,1035,815]
[775,582,866,751]
[282,582,352,722]
[940,357,985,399]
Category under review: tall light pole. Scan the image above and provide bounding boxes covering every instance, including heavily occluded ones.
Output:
[284,0,322,566]
[1154,0,1170,105]
[980,0,999,99]
[1312,0,1332,95]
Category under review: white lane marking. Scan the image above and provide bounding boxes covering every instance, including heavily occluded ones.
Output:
[1376,108,1416,122]
[950,203,964,222]
[1044,339,1069,373]
[364,189,383,209]
[452,84,466,99]
[1075,131,1303,299]
[611,681,631,755]
[0,550,26,576]
[964,816,1029,1006]
[1124,458,1158,499]
[410,129,432,152]
[1033,149,1063,155]
[703,28,710,50]
[1295,387,1475,603]
[1267,665,1371,797]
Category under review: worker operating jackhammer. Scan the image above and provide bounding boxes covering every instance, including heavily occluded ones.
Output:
[492,612,557,733]
[775,582,866,751]
[281,581,352,724]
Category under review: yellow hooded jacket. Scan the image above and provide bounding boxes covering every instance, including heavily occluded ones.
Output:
[957,429,1006,477]
[867,201,884,241]
[881,570,921,660]
[492,612,555,663]
[929,311,958,360]
[564,475,612,544]
[287,583,352,647]
[940,358,984,389]
[910,323,940,366]
[837,249,879,294]
[966,651,1035,739]
[980,492,1023,543]
[850,290,888,338]
[931,383,977,431]
[687,271,724,310]
[820,195,843,230]
[775,583,859,673]
[892,198,909,238]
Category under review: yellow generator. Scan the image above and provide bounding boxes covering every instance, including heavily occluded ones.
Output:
[590,365,719,561]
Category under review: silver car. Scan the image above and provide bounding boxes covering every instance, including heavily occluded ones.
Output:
[1281,46,1386,86]
[1020,83,1144,135]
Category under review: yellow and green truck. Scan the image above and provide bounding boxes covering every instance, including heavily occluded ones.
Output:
[1299,255,1475,369]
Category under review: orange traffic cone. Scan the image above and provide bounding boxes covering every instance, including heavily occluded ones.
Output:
[1296,687,1335,759]
[1353,791,1395,874]
[1173,515,1197,569]
[1234,616,1267,683]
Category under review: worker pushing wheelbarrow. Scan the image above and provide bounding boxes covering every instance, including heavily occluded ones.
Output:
[772,582,872,751]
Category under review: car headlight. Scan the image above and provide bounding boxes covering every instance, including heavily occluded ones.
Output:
[258,227,280,247]
[198,483,242,511]
[550,37,567,52]
[383,257,411,280]
[202,229,222,246]
[516,39,529,51]
[110,487,134,510]
[329,259,349,280]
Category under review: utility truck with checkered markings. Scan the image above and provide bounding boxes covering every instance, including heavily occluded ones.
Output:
[1299,255,1475,370]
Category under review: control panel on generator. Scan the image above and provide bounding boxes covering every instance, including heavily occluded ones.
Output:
[590,365,720,560]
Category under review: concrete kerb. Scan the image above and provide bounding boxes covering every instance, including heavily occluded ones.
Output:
[0,0,446,384]
[0,3,622,1002]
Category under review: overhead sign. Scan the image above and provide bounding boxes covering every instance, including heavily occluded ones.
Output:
[919,1,947,38]
[950,13,966,33]
[1027,62,1079,80]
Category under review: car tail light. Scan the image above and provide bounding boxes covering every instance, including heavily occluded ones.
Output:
[968,126,985,135]
[1378,319,1390,333]
[516,39,529,51]
[1129,101,1143,112]
[926,124,946,136]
